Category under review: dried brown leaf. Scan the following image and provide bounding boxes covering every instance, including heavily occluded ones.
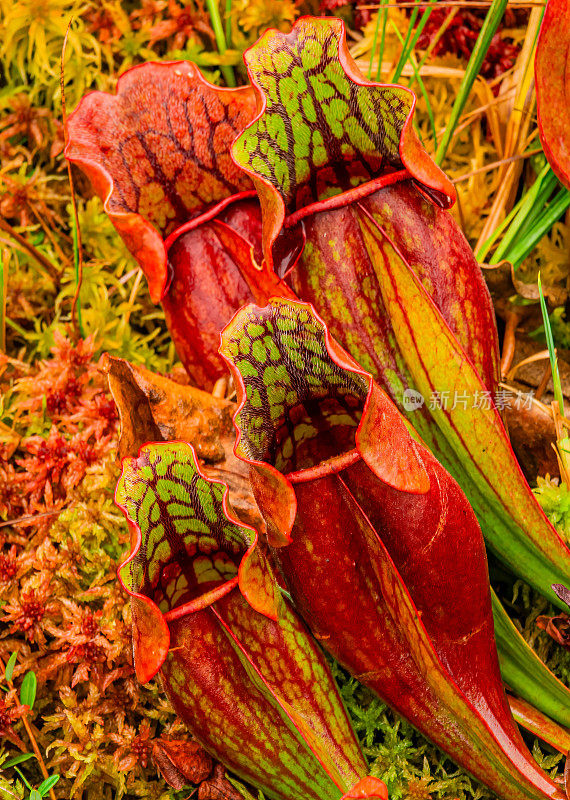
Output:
[198,764,243,800]
[152,738,212,789]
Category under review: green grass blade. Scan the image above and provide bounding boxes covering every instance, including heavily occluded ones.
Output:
[368,6,383,80]
[538,272,564,413]
[376,0,389,81]
[489,165,558,264]
[477,162,553,262]
[476,199,524,262]
[393,1,437,84]
[510,189,570,268]
[435,0,508,165]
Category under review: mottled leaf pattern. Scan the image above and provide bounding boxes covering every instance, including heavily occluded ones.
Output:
[233,18,411,212]
[117,443,253,614]
[220,298,367,473]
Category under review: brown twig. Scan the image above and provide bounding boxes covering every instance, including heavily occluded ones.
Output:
[534,360,552,402]
[500,310,522,378]
[29,202,71,268]
[452,148,542,184]
[506,349,550,381]
[1,249,7,352]
[0,218,59,282]
[61,18,84,343]
[0,655,57,800]
[0,510,65,529]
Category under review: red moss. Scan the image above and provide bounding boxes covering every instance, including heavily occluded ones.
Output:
[131,731,152,770]
[4,588,57,643]
[415,8,520,81]
[113,719,155,773]
[84,5,123,44]
[0,547,18,583]
[66,640,105,666]
[146,0,215,49]
[46,375,81,416]
[0,690,27,749]
[18,591,46,631]
[319,0,371,29]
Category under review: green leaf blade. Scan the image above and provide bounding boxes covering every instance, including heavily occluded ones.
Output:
[20,671,37,710]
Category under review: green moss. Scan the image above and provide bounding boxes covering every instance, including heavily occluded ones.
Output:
[534,476,570,545]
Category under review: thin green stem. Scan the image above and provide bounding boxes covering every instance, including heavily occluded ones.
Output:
[368,7,383,80]
[391,0,422,82]
[376,0,389,81]
[14,767,33,791]
[393,1,437,83]
[0,250,6,352]
[70,204,85,339]
[5,318,28,338]
[435,0,508,165]
[205,0,236,87]
[225,0,232,49]
[412,60,437,149]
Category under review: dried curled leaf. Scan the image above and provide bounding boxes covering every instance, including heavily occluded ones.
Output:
[198,765,245,800]
[103,355,234,462]
[152,739,213,789]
